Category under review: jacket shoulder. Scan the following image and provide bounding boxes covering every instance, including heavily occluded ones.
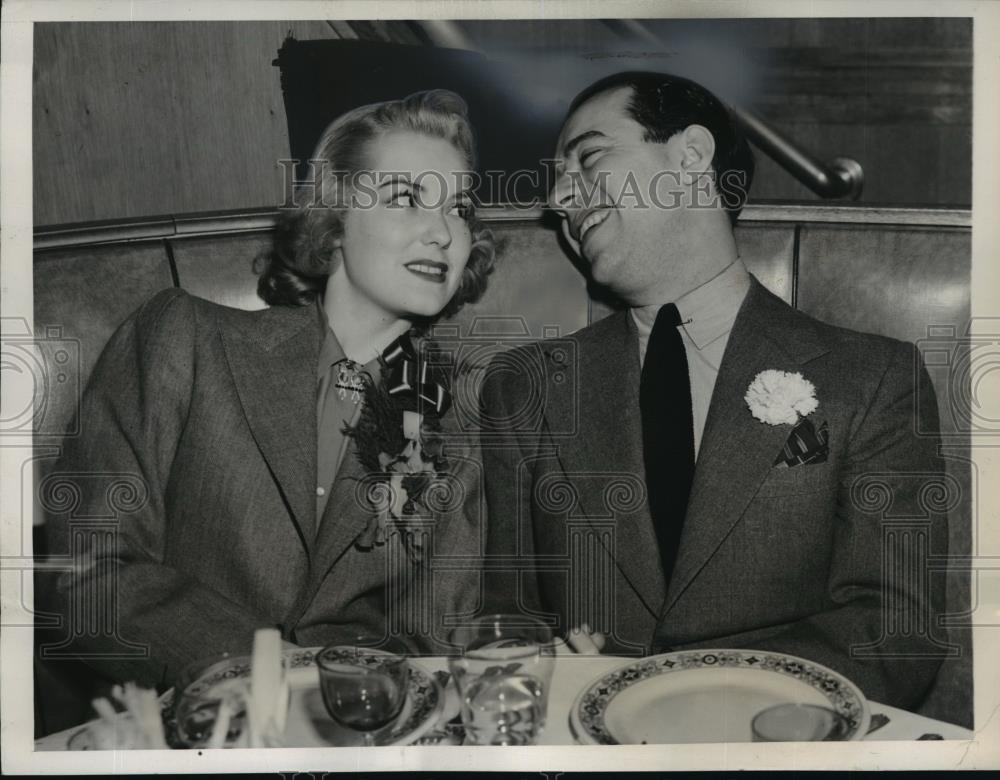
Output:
[750,278,915,366]
[133,287,273,335]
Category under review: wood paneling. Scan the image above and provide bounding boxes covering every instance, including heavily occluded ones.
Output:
[33,19,972,225]
[33,21,341,226]
[748,123,972,206]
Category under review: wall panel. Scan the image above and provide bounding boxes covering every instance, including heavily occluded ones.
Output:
[33,21,340,226]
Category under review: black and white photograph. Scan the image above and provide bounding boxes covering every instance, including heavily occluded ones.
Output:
[2,0,998,773]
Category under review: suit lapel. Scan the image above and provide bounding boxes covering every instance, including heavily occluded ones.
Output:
[661,278,830,616]
[551,311,665,618]
[220,303,319,550]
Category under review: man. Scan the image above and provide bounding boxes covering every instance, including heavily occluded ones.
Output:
[480,71,948,711]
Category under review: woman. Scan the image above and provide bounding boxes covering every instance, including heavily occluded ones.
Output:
[41,90,496,691]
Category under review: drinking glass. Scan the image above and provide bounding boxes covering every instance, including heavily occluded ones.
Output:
[316,639,410,746]
[751,703,849,742]
[447,614,556,746]
[173,653,251,748]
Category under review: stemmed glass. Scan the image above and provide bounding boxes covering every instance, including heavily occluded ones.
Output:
[316,638,411,746]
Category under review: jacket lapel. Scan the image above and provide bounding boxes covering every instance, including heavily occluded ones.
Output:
[661,278,830,616]
[292,333,462,621]
[309,435,369,584]
[220,303,320,550]
[550,311,665,619]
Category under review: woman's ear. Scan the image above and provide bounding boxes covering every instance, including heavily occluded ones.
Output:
[326,236,345,274]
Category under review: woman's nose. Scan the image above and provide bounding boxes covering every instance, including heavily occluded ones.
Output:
[421,209,453,248]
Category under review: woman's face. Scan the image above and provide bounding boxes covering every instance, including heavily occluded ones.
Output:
[330,130,474,324]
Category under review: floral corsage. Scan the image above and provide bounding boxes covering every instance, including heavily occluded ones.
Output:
[745,369,818,425]
[346,336,451,560]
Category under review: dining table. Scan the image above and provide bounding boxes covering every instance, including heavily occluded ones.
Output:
[34,648,974,750]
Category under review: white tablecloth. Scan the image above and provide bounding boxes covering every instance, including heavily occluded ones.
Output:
[35,652,973,749]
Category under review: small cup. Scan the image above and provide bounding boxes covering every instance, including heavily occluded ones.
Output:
[751,703,848,742]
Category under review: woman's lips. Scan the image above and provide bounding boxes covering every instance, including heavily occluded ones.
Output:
[404,260,449,284]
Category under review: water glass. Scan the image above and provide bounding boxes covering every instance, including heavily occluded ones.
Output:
[316,639,410,746]
[447,614,556,746]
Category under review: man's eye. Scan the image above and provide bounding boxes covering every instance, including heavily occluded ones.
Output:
[580,148,602,166]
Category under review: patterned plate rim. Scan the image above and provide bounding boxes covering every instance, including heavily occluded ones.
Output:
[569,648,871,745]
[159,646,444,748]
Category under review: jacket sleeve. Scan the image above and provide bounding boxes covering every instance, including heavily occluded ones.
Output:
[478,349,546,619]
[39,289,270,690]
[683,341,949,711]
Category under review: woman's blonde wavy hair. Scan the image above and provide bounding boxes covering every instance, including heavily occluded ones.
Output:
[256,89,496,321]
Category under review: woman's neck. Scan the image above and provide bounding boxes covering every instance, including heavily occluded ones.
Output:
[322,280,412,363]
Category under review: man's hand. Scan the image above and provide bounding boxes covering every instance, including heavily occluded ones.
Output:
[567,623,606,654]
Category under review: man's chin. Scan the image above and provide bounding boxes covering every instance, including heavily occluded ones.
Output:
[586,251,619,287]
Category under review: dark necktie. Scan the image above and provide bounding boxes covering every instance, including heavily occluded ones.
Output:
[639,303,695,581]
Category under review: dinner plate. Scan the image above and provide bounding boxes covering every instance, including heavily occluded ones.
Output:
[570,649,870,744]
[155,646,444,748]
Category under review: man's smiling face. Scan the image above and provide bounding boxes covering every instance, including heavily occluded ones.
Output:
[550,86,693,305]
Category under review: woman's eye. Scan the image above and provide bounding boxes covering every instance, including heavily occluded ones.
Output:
[390,189,415,207]
[449,200,473,219]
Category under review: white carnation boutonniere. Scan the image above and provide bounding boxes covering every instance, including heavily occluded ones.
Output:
[745,369,819,426]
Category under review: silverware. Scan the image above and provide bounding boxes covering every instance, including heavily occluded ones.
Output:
[866,713,891,735]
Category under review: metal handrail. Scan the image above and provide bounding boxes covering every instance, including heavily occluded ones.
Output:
[735,109,865,200]
[329,21,869,201]
[593,19,866,200]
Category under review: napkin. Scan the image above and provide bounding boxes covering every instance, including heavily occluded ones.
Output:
[247,627,289,747]
[86,682,168,749]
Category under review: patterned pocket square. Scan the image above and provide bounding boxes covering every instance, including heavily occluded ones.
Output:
[773,418,829,469]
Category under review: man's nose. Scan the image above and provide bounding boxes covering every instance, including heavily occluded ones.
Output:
[421,208,453,249]
[550,171,581,217]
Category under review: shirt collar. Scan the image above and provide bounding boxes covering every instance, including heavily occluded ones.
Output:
[632,258,751,350]
[316,299,420,378]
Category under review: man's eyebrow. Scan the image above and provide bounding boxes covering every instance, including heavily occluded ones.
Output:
[560,130,609,159]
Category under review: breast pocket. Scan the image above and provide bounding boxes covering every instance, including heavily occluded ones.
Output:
[754,461,835,498]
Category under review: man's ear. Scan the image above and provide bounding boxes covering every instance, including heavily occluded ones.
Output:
[679,124,716,176]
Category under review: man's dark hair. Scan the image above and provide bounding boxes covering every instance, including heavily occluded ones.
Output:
[570,71,755,226]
